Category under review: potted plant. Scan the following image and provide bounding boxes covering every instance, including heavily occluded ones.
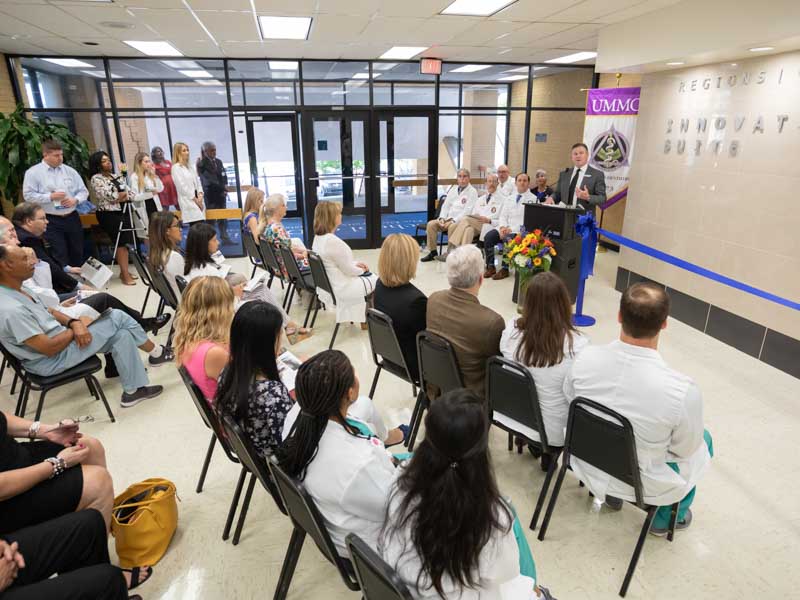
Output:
[501,228,557,313]
[0,103,90,208]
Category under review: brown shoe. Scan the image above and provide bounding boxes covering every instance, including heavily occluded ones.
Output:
[492,268,509,280]
[483,266,496,278]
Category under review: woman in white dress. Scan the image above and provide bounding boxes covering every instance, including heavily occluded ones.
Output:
[129,151,164,240]
[499,272,588,467]
[379,389,556,600]
[148,211,185,299]
[170,142,205,225]
[311,202,377,325]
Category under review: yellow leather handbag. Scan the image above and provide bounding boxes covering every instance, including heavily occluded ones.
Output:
[111,478,178,568]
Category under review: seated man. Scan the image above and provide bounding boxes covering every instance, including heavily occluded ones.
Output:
[426,245,504,393]
[564,283,713,535]
[421,168,478,262]
[0,244,164,409]
[483,172,534,280]
[447,173,504,248]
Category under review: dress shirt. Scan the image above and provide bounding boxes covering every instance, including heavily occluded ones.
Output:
[499,190,535,232]
[22,161,88,216]
[568,165,589,206]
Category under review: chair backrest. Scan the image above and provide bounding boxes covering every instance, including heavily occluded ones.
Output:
[258,235,284,278]
[307,250,336,304]
[241,227,263,267]
[346,533,414,600]
[416,330,464,399]
[366,309,413,384]
[221,413,286,515]
[0,340,24,378]
[127,245,154,288]
[177,366,239,463]
[175,275,188,294]
[279,244,311,291]
[486,356,551,450]
[267,461,360,591]
[150,266,179,310]
[565,397,646,507]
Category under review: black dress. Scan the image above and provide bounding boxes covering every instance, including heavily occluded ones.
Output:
[0,412,83,534]
[373,280,427,382]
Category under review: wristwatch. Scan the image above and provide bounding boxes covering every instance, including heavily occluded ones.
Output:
[66,318,79,328]
[28,420,41,441]
[44,457,67,479]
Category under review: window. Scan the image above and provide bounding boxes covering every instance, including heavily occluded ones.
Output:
[302,61,370,106]
[20,57,105,109]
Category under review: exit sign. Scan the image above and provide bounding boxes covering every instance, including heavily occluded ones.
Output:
[420,58,442,75]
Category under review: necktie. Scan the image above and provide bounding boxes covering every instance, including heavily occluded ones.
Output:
[567,168,581,204]
[516,194,522,204]
[487,194,491,202]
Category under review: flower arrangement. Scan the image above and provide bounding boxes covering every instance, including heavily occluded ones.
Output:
[501,228,556,276]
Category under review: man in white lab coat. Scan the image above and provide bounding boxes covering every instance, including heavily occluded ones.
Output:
[483,173,535,280]
[496,164,515,197]
[446,173,504,248]
[421,168,478,262]
[564,283,713,535]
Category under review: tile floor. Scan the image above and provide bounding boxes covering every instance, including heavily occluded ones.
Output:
[2,249,798,599]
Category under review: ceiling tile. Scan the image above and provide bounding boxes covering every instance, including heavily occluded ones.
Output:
[356,15,479,45]
[54,4,161,41]
[562,35,598,51]
[170,39,222,57]
[485,21,582,47]
[316,0,379,17]
[0,38,54,55]
[445,19,530,45]
[537,23,603,46]
[548,0,641,22]
[187,0,252,9]
[110,0,186,7]
[595,0,682,24]
[0,11,53,38]
[311,14,371,44]
[251,0,320,15]
[376,0,452,18]
[491,0,584,22]
[195,11,259,42]
[127,8,211,41]
[0,4,102,38]
[219,41,268,58]
[335,43,395,59]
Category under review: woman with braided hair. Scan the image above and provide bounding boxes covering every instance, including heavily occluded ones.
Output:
[379,388,557,600]
[277,350,399,556]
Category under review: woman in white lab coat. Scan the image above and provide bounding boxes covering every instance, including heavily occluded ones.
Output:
[129,151,164,239]
[277,350,398,557]
[379,389,556,600]
[170,142,205,224]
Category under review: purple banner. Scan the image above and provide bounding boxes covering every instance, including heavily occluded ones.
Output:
[586,87,641,116]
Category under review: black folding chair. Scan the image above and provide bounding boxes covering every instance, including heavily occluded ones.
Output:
[177,366,248,543]
[346,533,414,600]
[0,341,114,423]
[307,250,342,349]
[537,397,680,597]
[366,309,417,399]
[175,275,188,294]
[414,194,448,252]
[127,245,155,316]
[149,267,179,347]
[486,357,562,531]
[258,235,285,290]
[406,331,464,451]
[279,244,314,317]
[267,461,361,599]
[220,414,286,545]
[242,227,266,279]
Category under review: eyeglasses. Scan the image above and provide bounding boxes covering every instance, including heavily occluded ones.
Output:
[169,222,183,229]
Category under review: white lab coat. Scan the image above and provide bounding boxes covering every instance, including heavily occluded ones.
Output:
[473,192,505,241]
[563,340,711,506]
[283,395,388,442]
[380,493,536,600]
[499,190,536,232]
[439,184,479,222]
[163,250,185,299]
[499,323,589,447]
[128,172,164,238]
[311,233,377,323]
[171,163,205,223]
[498,178,515,198]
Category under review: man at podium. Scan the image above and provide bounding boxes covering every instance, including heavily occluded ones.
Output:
[546,142,606,212]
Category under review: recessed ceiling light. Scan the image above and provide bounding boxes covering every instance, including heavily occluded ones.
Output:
[545,51,597,64]
[133,87,161,93]
[268,61,298,70]
[450,64,492,73]
[99,21,134,30]
[271,72,296,79]
[81,70,121,78]
[162,60,199,69]
[497,75,526,81]
[258,16,312,40]
[43,58,95,68]
[666,61,684,66]
[124,40,182,57]
[749,46,774,52]
[379,46,428,60]
[352,72,381,79]
[441,0,518,17]
[373,62,398,71]
[194,79,223,86]
[180,69,213,78]
[82,41,100,46]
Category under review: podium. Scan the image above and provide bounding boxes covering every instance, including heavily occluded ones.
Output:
[521,204,584,303]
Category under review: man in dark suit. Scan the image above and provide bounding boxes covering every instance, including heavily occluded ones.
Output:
[197,141,230,243]
[546,142,607,212]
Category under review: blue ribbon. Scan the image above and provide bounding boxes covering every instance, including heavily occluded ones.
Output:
[575,213,599,282]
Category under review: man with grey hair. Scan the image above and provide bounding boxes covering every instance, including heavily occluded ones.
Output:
[426,245,504,393]
[421,168,478,262]
[196,140,230,243]
[496,164,514,197]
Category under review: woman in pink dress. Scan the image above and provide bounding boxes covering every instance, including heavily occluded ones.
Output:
[151,146,178,209]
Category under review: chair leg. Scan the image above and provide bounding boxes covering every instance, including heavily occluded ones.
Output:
[196,434,216,493]
[667,501,680,542]
[284,282,296,313]
[18,382,31,418]
[302,295,315,329]
[406,393,427,452]
[251,263,257,279]
[620,506,658,597]
[0,357,5,383]
[309,302,321,329]
[537,462,569,540]
[368,365,381,399]
[273,528,306,600]
[411,383,417,398]
[85,377,98,399]
[530,450,561,531]
[328,323,340,350]
[34,388,48,421]
[11,372,19,395]
[223,467,248,541]
[507,432,514,451]
[165,323,176,349]
[267,272,274,289]
[90,376,116,423]
[232,473,257,546]
[14,381,27,416]
[140,286,151,316]
[156,297,165,317]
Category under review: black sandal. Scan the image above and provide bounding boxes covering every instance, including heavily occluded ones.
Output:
[124,566,153,591]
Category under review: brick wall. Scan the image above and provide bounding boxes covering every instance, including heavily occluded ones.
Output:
[0,54,18,114]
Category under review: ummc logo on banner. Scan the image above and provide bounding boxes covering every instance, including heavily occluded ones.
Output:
[589,96,640,115]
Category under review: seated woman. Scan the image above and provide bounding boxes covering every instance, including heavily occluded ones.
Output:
[174,276,234,406]
[379,389,556,600]
[242,187,264,244]
[530,169,553,203]
[277,350,398,555]
[215,301,293,458]
[500,272,588,466]
[311,202,377,327]
[259,193,308,276]
[148,211,185,299]
[374,233,427,381]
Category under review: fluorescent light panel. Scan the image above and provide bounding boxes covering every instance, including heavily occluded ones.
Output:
[379,46,428,60]
[666,61,684,66]
[179,69,213,78]
[43,58,95,68]
[81,70,120,78]
[749,46,774,52]
[124,40,182,57]
[373,62,398,71]
[258,16,312,40]
[162,60,199,69]
[441,0,517,16]
[497,75,526,81]
[268,61,298,70]
[353,72,381,79]
[450,64,491,73]
[194,79,223,86]
[545,51,597,64]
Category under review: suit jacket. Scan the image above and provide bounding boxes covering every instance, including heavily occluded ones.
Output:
[16,226,78,294]
[197,157,228,209]
[373,280,427,382]
[426,287,505,394]
[550,165,606,212]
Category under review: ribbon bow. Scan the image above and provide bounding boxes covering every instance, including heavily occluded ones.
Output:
[575,213,599,282]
